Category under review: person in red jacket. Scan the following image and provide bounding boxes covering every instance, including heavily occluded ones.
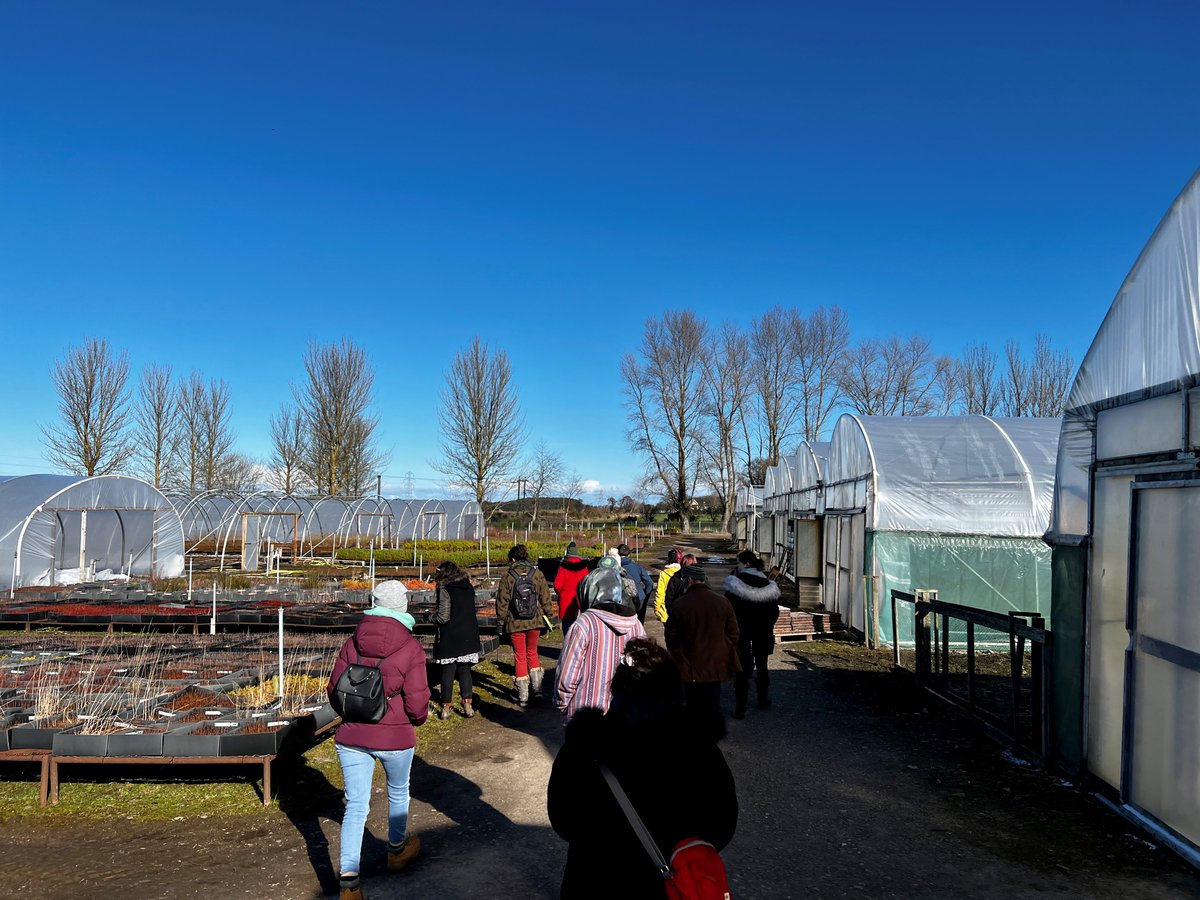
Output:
[327,580,431,900]
[553,542,590,632]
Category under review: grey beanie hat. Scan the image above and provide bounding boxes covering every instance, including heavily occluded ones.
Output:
[371,580,409,612]
[679,564,707,581]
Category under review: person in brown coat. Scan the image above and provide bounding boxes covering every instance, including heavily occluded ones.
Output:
[495,544,555,705]
[663,563,740,723]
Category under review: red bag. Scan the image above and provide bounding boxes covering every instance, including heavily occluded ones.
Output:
[600,764,733,900]
[665,838,731,900]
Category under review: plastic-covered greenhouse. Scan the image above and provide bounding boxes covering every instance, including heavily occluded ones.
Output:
[1046,170,1200,860]
[821,414,1060,646]
[0,475,184,589]
[733,485,764,549]
[168,492,484,567]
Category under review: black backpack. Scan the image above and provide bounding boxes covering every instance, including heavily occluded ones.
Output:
[330,650,397,724]
[511,568,539,620]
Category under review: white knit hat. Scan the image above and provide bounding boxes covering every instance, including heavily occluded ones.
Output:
[371,580,409,612]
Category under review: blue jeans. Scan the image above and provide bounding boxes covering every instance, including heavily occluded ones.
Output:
[336,743,415,876]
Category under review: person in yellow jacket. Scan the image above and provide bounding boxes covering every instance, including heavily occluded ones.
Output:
[653,548,681,622]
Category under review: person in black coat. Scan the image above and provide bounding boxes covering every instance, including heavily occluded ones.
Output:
[723,550,781,719]
[547,638,738,899]
[428,560,481,719]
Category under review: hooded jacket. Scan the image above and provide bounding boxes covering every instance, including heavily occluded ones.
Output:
[496,560,555,633]
[327,610,431,751]
[723,568,781,604]
[724,567,782,652]
[553,555,591,622]
[653,562,681,622]
[553,608,647,722]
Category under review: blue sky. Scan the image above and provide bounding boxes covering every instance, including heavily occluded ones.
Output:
[1,2,1198,500]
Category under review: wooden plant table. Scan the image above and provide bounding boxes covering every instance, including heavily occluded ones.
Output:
[50,754,278,806]
[0,748,52,806]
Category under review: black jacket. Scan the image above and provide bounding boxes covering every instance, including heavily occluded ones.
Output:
[547,706,738,899]
[429,576,480,659]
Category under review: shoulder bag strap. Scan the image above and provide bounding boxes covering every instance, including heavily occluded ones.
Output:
[598,763,672,879]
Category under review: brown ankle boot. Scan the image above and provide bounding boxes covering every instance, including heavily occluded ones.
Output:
[339,876,365,900]
[388,834,421,870]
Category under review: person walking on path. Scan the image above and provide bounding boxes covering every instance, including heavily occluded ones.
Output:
[428,560,481,720]
[553,541,590,632]
[327,580,430,900]
[617,543,656,624]
[495,543,555,706]
[652,548,681,622]
[664,563,740,723]
[547,637,738,899]
[554,556,647,723]
[723,550,781,719]
[658,552,697,622]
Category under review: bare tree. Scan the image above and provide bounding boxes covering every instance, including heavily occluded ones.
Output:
[42,337,134,476]
[177,372,206,493]
[621,311,707,531]
[267,404,310,493]
[435,337,524,511]
[521,440,564,526]
[957,342,1000,415]
[1028,334,1075,417]
[932,355,960,415]
[560,469,585,527]
[215,451,261,493]
[700,322,752,531]
[295,339,385,497]
[751,306,803,464]
[1001,334,1075,417]
[177,374,237,492]
[131,363,180,488]
[839,335,940,416]
[795,305,850,441]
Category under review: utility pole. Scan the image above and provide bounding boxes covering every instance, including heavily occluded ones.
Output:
[376,474,382,501]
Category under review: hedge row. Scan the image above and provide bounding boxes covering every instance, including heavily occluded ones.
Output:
[336,541,604,566]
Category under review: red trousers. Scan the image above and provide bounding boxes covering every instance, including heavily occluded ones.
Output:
[510,629,541,678]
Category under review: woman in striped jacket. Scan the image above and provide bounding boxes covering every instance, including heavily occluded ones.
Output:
[553,556,646,722]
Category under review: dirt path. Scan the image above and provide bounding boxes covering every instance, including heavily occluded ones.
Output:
[1,535,1197,898]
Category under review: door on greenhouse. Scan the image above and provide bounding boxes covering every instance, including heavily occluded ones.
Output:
[1123,480,1200,850]
[824,514,862,634]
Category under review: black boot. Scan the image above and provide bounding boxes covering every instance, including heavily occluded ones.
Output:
[733,675,748,719]
[756,664,770,709]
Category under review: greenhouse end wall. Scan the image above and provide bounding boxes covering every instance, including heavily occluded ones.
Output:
[873,531,1052,647]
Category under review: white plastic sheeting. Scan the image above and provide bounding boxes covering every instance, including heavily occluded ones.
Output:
[1050,169,1200,544]
[792,440,829,515]
[0,474,184,588]
[825,415,1060,537]
[168,492,484,557]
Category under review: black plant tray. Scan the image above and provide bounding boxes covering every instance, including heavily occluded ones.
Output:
[163,721,234,757]
[219,720,292,756]
[9,723,69,750]
[52,730,109,757]
[107,729,165,757]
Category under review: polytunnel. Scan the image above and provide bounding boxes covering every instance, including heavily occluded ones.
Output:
[441,500,484,540]
[757,459,794,561]
[1045,170,1200,860]
[733,485,764,550]
[787,440,829,587]
[0,474,184,590]
[388,499,447,541]
[821,414,1060,646]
